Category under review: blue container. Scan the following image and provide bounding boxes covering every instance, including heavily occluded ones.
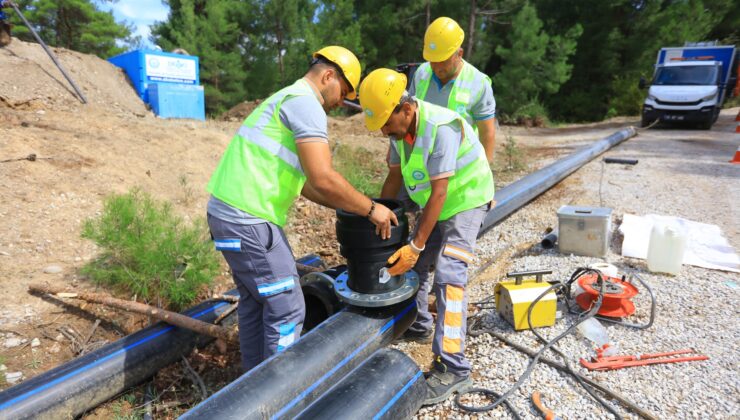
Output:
[147,84,206,121]
[108,49,200,102]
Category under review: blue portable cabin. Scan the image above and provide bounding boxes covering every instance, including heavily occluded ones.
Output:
[108,49,205,120]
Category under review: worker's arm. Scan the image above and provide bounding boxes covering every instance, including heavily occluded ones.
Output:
[412,178,448,248]
[380,165,403,199]
[476,117,496,164]
[300,181,333,208]
[297,140,397,238]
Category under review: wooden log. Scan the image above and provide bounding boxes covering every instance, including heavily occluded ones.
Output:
[29,283,238,343]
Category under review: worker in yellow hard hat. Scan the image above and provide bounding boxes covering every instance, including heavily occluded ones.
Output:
[359,68,494,406]
[207,46,398,372]
[412,16,496,163]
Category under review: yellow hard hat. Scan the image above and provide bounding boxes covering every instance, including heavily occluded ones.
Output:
[358,68,407,131]
[313,46,361,99]
[423,17,465,62]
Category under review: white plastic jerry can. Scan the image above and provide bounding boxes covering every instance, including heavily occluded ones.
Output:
[646,222,687,275]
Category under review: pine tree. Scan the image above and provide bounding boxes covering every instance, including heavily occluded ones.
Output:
[152,0,248,114]
[9,0,134,57]
[492,2,581,119]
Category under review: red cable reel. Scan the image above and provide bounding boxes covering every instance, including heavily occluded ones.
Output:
[575,273,639,318]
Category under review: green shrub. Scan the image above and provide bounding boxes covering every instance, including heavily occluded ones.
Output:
[81,189,219,310]
[512,100,550,126]
[333,144,386,196]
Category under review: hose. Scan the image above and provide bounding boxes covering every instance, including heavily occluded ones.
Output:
[455,269,608,414]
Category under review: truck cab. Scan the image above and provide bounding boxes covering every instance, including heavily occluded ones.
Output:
[641,44,737,130]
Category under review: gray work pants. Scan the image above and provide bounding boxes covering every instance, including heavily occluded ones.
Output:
[408,204,487,376]
[207,214,305,371]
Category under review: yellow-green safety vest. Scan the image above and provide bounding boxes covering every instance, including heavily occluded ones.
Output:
[398,101,494,221]
[413,60,492,130]
[207,79,316,227]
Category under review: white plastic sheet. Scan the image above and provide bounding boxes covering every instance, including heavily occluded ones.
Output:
[619,214,740,273]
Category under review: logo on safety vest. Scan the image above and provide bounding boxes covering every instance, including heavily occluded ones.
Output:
[412,170,425,180]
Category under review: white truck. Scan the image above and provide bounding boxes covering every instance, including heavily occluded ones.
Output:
[640,43,737,129]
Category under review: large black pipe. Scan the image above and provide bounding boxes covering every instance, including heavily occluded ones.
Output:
[180,299,417,419]
[295,348,426,420]
[0,255,323,420]
[0,296,235,419]
[480,127,636,236]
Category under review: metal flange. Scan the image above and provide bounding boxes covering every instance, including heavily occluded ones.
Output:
[334,270,419,308]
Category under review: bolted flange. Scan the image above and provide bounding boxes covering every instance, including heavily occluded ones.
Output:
[334,270,419,308]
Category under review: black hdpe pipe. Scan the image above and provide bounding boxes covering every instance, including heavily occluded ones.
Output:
[479,127,637,236]
[541,228,558,249]
[295,348,426,420]
[0,255,324,420]
[180,299,417,419]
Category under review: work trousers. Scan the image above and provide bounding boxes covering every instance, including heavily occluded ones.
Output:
[408,204,487,376]
[207,214,304,371]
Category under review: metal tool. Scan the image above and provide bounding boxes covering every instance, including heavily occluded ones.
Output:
[580,349,709,371]
[531,391,561,420]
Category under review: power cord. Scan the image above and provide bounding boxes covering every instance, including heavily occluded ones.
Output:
[460,268,656,418]
[456,269,608,415]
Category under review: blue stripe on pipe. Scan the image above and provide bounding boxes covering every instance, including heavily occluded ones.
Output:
[272,301,417,419]
[372,370,424,420]
[300,256,319,265]
[0,301,229,411]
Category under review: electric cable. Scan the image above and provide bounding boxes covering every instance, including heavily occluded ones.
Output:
[455,269,608,414]
[564,271,656,330]
[525,274,623,419]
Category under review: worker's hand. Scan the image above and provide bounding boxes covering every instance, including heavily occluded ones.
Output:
[369,202,398,240]
[386,244,420,276]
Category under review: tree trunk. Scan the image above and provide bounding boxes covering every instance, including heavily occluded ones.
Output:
[29,283,239,343]
[467,0,477,57]
[425,0,431,28]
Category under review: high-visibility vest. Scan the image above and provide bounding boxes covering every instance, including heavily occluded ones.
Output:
[398,101,494,221]
[207,79,316,227]
[413,60,492,129]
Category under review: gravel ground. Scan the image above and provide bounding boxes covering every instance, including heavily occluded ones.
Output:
[403,109,740,419]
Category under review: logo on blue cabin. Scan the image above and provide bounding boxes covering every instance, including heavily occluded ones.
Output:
[148,57,160,68]
[412,170,425,180]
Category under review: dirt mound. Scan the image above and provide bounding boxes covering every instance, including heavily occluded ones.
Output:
[219,99,263,121]
[0,37,149,116]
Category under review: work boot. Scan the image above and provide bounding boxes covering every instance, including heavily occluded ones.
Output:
[395,328,433,344]
[423,358,472,406]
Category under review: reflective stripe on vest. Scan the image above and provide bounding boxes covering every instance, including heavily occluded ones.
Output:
[413,61,491,129]
[207,79,316,226]
[397,101,494,221]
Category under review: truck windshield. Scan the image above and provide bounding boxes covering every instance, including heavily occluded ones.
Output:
[653,65,719,86]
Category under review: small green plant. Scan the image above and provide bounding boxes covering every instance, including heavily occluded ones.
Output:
[0,355,5,385]
[24,352,42,370]
[111,393,144,420]
[512,100,549,127]
[501,135,526,172]
[81,188,220,310]
[179,174,196,205]
[333,144,386,196]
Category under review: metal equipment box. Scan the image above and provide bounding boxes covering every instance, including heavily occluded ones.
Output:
[557,206,612,257]
[495,270,556,331]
